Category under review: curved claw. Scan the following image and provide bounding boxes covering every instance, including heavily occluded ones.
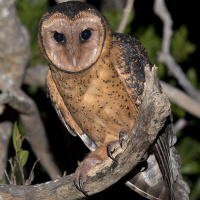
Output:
[139,152,149,163]
[119,130,127,148]
[74,178,89,197]
[107,143,118,162]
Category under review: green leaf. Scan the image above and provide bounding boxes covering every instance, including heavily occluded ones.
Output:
[190,177,200,200]
[187,67,199,90]
[18,149,29,167]
[12,121,22,153]
[170,103,186,118]
[171,25,196,63]
[0,180,3,184]
[134,25,162,65]
[177,136,200,165]
[180,161,200,175]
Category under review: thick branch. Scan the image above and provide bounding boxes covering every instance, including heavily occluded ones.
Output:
[0,65,171,199]
[0,71,35,114]
[24,64,48,87]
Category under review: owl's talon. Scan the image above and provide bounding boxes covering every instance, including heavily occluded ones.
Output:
[74,178,89,197]
[107,143,118,162]
[139,152,149,163]
[74,157,102,196]
[119,130,127,148]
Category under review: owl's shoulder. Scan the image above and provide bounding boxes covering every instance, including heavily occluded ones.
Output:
[110,33,152,108]
[111,32,151,64]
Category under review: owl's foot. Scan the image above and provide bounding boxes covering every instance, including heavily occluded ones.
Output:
[139,151,149,163]
[74,157,102,196]
[107,130,127,162]
[119,130,127,147]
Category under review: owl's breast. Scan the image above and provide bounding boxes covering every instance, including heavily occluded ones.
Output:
[52,60,137,146]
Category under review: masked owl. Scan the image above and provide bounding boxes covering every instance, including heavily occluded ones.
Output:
[38,1,189,199]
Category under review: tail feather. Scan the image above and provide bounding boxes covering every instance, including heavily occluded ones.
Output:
[124,116,190,200]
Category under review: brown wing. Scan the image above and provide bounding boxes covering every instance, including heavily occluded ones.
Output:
[110,33,190,200]
[46,70,98,151]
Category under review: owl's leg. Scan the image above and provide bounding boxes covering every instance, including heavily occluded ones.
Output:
[107,130,127,162]
[74,141,116,196]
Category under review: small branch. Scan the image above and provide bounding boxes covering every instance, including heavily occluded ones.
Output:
[0,71,34,114]
[25,158,40,186]
[161,81,200,118]
[55,0,86,3]
[16,157,25,185]
[0,159,11,184]
[24,64,48,87]
[174,118,188,133]
[0,92,13,105]
[0,65,171,199]
[153,0,200,102]
[116,0,135,33]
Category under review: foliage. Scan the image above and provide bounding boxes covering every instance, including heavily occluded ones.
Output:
[102,8,135,34]
[4,121,29,185]
[171,25,196,63]
[16,0,48,65]
[12,121,29,168]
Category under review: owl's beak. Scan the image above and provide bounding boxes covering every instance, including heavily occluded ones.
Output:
[72,58,77,68]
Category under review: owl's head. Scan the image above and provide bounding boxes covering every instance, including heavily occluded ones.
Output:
[38,1,112,73]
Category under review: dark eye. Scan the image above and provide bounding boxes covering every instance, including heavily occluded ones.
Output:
[54,32,64,42]
[81,29,92,40]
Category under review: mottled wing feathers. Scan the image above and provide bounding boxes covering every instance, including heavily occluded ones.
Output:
[111,33,152,109]
[125,154,170,200]
[46,70,98,151]
[110,33,189,200]
[153,117,190,200]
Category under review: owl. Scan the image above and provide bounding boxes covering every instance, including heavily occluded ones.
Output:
[38,1,189,199]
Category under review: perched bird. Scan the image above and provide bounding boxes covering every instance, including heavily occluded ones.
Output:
[38,1,190,199]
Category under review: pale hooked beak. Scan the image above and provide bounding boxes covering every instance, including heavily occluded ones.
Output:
[72,58,77,68]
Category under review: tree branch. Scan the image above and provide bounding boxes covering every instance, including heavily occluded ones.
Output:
[153,0,200,102]
[160,81,200,118]
[0,65,171,199]
[116,0,135,33]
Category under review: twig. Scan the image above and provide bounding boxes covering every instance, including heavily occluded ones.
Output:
[161,81,200,118]
[0,92,13,105]
[16,157,25,185]
[8,158,16,185]
[153,0,200,102]
[116,0,135,33]
[0,159,11,184]
[174,118,188,133]
[55,0,86,3]
[24,64,48,87]
[0,71,34,114]
[25,158,40,185]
